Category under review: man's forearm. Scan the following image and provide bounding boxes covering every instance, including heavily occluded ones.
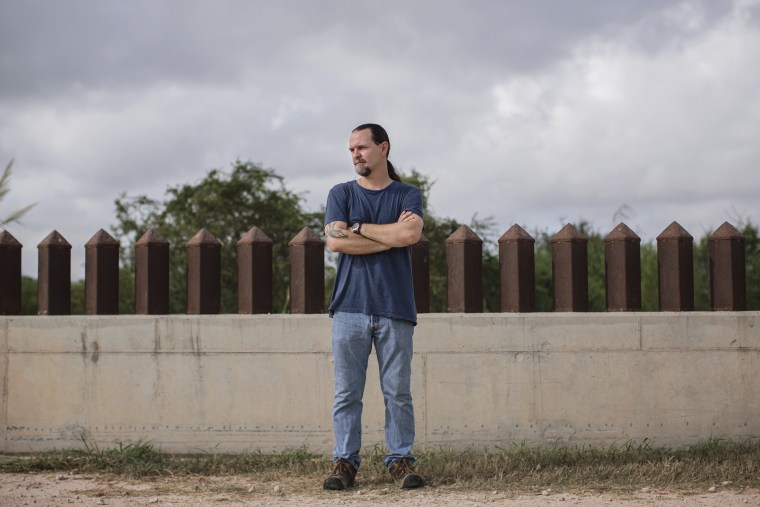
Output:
[360,214,423,248]
[332,233,392,255]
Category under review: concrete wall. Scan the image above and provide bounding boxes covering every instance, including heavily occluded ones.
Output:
[1,313,758,454]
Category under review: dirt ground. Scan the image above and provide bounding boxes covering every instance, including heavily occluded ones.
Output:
[1,473,758,507]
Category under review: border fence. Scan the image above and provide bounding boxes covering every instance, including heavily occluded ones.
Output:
[0,221,748,316]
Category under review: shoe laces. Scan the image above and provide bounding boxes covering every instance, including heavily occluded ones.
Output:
[333,459,354,476]
[393,458,415,475]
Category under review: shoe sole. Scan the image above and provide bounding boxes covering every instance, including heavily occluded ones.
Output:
[399,474,425,489]
[323,477,347,490]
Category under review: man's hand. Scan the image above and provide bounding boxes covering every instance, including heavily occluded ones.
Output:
[398,210,418,223]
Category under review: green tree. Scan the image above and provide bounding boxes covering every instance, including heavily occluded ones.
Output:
[640,242,659,311]
[694,233,711,311]
[534,233,553,312]
[113,161,321,314]
[741,222,760,310]
[469,213,500,312]
[71,280,85,315]
[20,276,37,315]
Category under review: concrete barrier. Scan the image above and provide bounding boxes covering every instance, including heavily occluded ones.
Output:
[1,312,758,454]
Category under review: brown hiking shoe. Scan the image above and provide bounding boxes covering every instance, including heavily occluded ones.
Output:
[323,458,357,490]
[388,458,425,489]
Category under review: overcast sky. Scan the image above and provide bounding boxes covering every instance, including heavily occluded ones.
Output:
[2,0,759,279]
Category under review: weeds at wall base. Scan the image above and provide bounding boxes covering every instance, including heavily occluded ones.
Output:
[1,438,758,494]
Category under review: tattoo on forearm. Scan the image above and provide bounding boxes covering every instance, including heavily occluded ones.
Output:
[327,222,348,238]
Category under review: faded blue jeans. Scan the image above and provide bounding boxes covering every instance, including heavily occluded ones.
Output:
[331,312,416,469]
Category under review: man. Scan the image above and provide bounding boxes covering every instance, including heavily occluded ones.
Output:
[322,123,425,490]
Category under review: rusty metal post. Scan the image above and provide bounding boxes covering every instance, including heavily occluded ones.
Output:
[37,230,71,315]
[498,224,535,312]
[604,223,641,311]
[237,226,273,314]
[186,228,222,315]
[84,229,120,315]
[656,221,694,311]
[446,225,483,313]
[709,222,746,311]
[288,228,324,314]
[411,233,430,313]
[135,229,170,315]
[0,230,22,315]
[551,224,588,312]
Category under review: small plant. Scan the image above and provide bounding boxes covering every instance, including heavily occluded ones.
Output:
[1,159,36,227]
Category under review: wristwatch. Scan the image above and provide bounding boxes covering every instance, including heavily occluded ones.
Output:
[351,223,362,235]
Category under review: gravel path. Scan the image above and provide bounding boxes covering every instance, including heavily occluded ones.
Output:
[2,473,759,506]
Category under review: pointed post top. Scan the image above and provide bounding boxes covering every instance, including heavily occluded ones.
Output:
[710,222,744,241]
[186,228,221,247]
[605,222,640,242]
[85,229,119,248]
[657,221,693,241]
[288,227,324,247]
[136,228,169,246]
[551,224,587,243]
[446,224,482,244]
[499,224,534,243]
[0,229,22,248]
[38,230,71,249]
[237,226,273,246]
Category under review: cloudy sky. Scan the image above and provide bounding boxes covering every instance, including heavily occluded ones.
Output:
[1,0,759,279]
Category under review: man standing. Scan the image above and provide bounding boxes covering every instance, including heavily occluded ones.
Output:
[322,123,425,490]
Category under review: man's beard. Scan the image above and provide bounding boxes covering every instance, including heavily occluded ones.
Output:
[355,164,371,177]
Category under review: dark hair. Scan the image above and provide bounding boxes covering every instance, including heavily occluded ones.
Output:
[352,123,401,182]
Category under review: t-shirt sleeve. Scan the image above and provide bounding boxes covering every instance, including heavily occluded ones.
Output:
[325,184,348,226]
[403,186,424,219]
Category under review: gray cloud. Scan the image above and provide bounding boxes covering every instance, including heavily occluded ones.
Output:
[0,0,757,279]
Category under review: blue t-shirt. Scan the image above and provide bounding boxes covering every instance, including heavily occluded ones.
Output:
[325,180,423,324]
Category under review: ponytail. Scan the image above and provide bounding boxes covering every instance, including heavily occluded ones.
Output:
[387,161,402,182]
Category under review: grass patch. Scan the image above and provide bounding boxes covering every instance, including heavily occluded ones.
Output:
[2,438,758,494]
[0,440,324,479]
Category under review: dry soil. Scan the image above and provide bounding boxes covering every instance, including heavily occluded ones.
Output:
[1,472,759,506]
